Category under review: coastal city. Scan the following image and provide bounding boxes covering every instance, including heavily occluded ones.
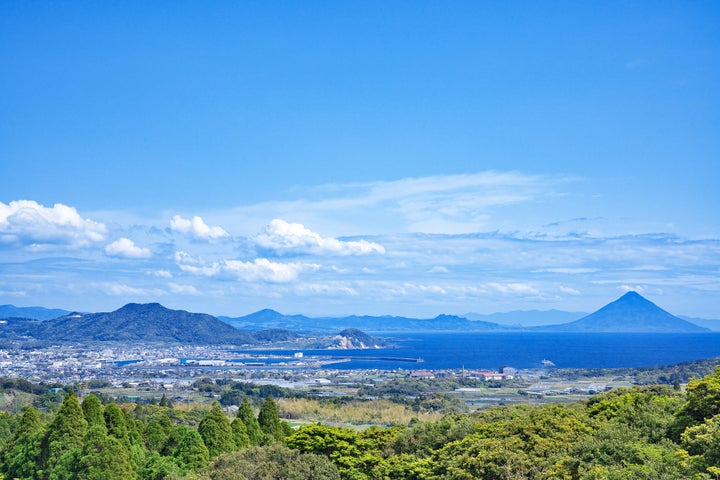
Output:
[0,342,618,409]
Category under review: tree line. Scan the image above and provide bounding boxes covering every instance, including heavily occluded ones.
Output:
[0,365,720,478]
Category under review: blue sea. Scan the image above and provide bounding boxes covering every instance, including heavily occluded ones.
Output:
[238,333,720,370]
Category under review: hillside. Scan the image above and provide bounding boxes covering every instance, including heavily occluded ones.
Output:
[331,328,386,349]
[38,303,256,344]
[547,291,709,333]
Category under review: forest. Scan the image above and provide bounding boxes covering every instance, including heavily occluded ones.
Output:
[0,366,719,479]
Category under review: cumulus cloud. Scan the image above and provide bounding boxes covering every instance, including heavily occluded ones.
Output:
[105,238,152,258]
[174,250,318,283]
[174,251,221,276]
[170,215,229,240]
[224,258,319,283]
[256,219,385,255]
[0,200,107,248]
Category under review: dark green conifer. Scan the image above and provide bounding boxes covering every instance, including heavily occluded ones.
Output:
[2,406,45,480]
[198,402,235,457]
[159,393,173,408]
[258,395,284,442]
[81,394,106,430]
[43,390,88,473]
[145,411,174,452]
[237,398,263,445]
[165,425,210,471]
[231,416,251,449]
[104,403,130,450]
[75,424,135,480]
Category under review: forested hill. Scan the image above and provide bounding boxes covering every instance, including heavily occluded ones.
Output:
[1,303,258,345]
[47,303,258,343]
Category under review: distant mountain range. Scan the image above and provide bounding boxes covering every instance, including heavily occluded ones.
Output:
[222,292,712,334]
[0,304,71,321]
[462,309,588,327]
[220,311,506,334]
[0,292,715,346]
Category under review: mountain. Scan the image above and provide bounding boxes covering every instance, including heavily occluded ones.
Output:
[546,292,709,333]
[222,310,507,333]
[220,309,316,331]
[463,309,586,327]
[38,303,256,344]
[680,316,720,332]
[0,304,71,321]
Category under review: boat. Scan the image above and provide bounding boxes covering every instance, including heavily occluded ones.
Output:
[541,359,556,367]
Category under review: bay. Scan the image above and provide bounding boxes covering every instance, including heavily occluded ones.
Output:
[238,332,720,370]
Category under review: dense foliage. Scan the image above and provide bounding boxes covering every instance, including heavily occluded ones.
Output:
[1,366,720,479]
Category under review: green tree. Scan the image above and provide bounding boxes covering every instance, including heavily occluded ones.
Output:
[198,402,236,457]
[145,411,174,452]
[165,425,210,471]
[231,417,251,449]
[74,425,135,480]
[103,403,131,450]
[200,443,340,480]
[287,424,390,479]
[43,390,88,475]
[238,399,263,446]
[2,406,45,480]
[257,396,283,442]
[681,413,720,473]
[81,395,106,431]
[159,393,174,408]
[139,451,183,480]
[673,365,720,438]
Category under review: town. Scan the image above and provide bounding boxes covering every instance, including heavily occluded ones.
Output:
[0,342,624,412]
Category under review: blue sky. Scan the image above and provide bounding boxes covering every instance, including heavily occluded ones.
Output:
[1,1,719,318]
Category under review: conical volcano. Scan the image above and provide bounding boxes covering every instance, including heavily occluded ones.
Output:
[553,291,708,333]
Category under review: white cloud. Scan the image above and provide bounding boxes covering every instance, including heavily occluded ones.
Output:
[95,282,164,297]
[559,286,581,295]
[224,258,319,283]
[0,200,107,247]
[488,283,540,295]
[619,284,646,294]
[151,270,173,278]
[168,283,200,295]
[293,283,359,296]
[220,171,569,237]
[540,268,598,274]
[174,250,318,283]
[429,266,449,273]
[174,251,221,276]
[105,238,152,258]
[256,219,385,255]
[170,215,229,240]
